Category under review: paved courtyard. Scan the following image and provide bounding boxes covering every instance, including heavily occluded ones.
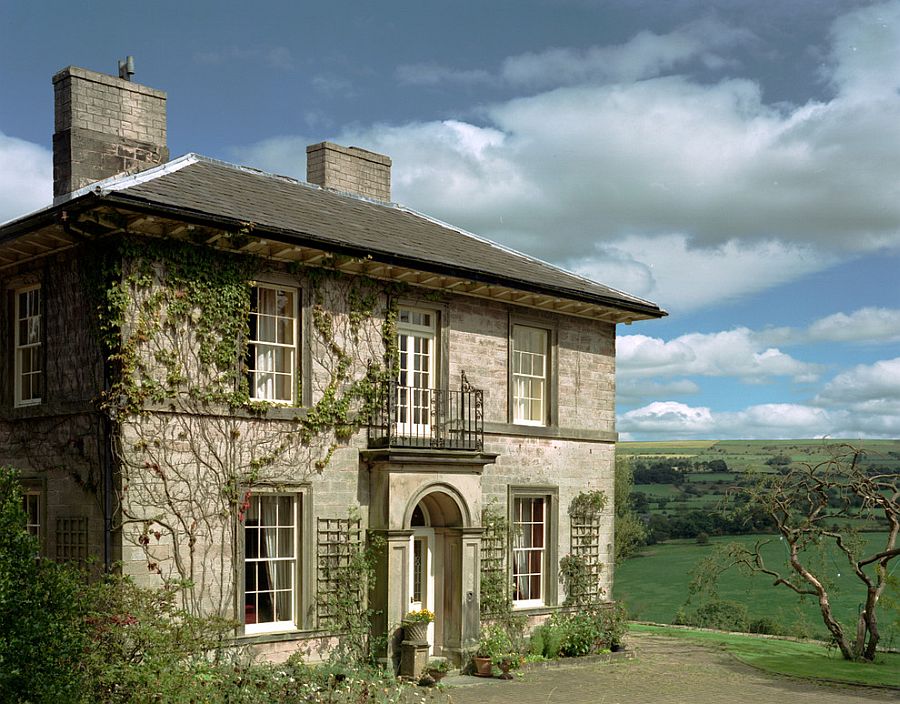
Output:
[443,632,897,704]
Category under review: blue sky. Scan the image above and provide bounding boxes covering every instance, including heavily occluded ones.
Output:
[1,0,898,440]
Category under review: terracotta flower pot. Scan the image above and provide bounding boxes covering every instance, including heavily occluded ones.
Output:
[473,656,493,677]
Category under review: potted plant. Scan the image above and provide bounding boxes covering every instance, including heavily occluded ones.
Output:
[602,603,628,652]
[402,608,434,643]
[473,625,514,677]
[426,658,450,682]
[495,653,521,680]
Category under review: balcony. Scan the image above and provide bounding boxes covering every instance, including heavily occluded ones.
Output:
[367,376,484,451]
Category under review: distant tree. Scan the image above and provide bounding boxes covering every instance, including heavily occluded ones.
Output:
[765,454,792,467]
[629,491,650,513]
[614,456,647,563]
[706,459,728,472]
[699,445,898,661]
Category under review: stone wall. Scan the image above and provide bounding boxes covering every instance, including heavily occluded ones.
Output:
[0,247,107,565]
[1,236,620,647]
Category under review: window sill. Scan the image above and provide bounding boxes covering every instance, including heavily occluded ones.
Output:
[512,604,559,616]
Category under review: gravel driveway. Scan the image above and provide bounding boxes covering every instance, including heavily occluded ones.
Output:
[442,632,897,704]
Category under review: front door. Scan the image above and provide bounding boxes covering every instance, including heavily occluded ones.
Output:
[409,527,435,653]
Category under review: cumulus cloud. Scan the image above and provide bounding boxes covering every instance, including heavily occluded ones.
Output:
[0,131,51,224]
[571,235,834,311]
[619,401,847,440]
[235,2,900,312]
[757,307,900,346]
[815,357,900,408]
[807,308,900,343]
[617,328,822,382]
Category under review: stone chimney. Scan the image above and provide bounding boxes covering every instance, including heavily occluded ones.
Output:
[306,142,391,202]
[52,65,168,198]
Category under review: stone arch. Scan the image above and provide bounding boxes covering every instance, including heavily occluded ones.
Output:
[403,482,471,529]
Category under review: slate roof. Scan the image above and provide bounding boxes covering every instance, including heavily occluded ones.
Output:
[4,154,666,319]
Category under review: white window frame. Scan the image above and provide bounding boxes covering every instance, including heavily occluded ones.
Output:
[22,487,41,539]
[396,307,436,436]
[511,324,548,426]
[247,284,298,404]
[243,493,300,635]
[511,495,548,608]
[14,285,42,407]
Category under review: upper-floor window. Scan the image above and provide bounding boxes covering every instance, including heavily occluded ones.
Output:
[247,285,297,404]
[397,307,436,433]
[511,324,548,425]
[14,285,42,407]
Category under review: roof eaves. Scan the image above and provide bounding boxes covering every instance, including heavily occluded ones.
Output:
[98,188,665,318]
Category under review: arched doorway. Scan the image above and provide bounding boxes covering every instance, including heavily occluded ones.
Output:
[406,488,466,658]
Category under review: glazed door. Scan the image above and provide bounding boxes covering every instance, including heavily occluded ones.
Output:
[409,528,435,653]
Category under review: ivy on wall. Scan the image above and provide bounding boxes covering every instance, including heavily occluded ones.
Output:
[79,232,406,617]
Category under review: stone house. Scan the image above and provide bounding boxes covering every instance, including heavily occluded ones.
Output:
[0,64,664,665]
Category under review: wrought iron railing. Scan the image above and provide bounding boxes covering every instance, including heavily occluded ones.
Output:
[368,374,483,451]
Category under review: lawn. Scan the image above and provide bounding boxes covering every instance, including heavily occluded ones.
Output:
[630,624,900,688]
[619,439,900,475]
[615,533,900,647]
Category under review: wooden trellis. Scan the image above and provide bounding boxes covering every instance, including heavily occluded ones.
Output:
[479,509,509,615]
[569,513,603,603]
[316,517,362,628]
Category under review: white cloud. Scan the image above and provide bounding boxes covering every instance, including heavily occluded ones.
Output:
[828,1,900,101]
[571,235,833,311]
[234,2,900,314]
[815,357,900,407]
[0,132,51,224]
[756,307,900,347]
[619,401,715,435]
[807,308,900,343]
[500,18,751,87]
[617,328,822,383]
[619,401,845,440]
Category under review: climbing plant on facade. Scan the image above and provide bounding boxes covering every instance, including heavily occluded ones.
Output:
[83,232,402,618]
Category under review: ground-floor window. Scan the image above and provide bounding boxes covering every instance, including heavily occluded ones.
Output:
[22,487,41,539]
[512,495,547,607]
[243,494,299,634]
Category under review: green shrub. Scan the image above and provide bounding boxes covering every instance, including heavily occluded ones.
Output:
[0,466,92,703]
[528,627,546,657]
[748,617,781,635]
[687,599,750,632]
[557,611,601,656]
[80,575,237,703]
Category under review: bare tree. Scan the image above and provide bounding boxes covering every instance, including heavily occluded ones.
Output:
[713,445,898,661]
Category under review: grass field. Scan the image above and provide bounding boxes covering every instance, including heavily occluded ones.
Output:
[614,533,900,647]
[619,439,900,474]
[631,624,900,688]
